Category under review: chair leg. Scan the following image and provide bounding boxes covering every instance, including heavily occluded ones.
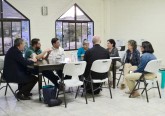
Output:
[7,83,19,101]
[90,81,95,102]
[117,72,123,87]
[156,81,161,98]
[5,83,8,96]
[83,82,88,104]
[56,89,60,99]
[63,84,67,108]
[43,76,47,85]
[108,79,112,99]
[48,80,49,85]
[141,83,148,95]
[143,81,149,102]
[129,81,139,98]
[0,79,2,86]
[138,82,140,89]
[0,72,2,86]
[75,86,79,99]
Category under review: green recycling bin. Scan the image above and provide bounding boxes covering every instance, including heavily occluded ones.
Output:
[160,69,165,89]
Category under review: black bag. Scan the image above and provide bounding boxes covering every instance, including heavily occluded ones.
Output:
[42,85,57,104]
[86,83,101,95]
[48,98,62,107]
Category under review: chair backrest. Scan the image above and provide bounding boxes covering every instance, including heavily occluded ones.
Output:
[90,59,112,73]
[118,51,126,63]
[63,61,86,78]
[144,59,161,74]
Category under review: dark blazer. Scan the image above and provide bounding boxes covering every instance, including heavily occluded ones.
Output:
[3,46,34,83]
[84,44,110,79]
[125,49,140,66]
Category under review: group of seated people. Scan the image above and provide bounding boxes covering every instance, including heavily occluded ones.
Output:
[2,35,157,100]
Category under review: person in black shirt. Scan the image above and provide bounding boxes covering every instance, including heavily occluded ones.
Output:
[84,35,110,94]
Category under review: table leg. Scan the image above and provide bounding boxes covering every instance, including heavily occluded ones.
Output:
[38,72,42,101]
[112,61,116,89]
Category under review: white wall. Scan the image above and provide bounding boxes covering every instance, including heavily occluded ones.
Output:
[7,0,106,49]
[109,0,165,64]
[7,0,165,65]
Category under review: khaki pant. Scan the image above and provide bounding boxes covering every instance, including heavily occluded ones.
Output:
[125,73,156,91]
[122,63,137,84]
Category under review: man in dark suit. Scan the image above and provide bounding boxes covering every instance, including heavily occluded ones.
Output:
[3,38,38,100]
[84,35,110,94]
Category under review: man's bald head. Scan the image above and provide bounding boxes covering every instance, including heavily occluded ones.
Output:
[92,35,101,45]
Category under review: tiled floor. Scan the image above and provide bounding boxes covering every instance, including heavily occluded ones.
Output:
[0,74,165,116]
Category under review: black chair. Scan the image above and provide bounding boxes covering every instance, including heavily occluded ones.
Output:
[0,74,19,101]
[116,65,124,87]
[0,57,19,101]
[129,59,161,102]
[116,51,126,87]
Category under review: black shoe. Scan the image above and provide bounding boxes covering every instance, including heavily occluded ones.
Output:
[16,93,31,100]
[23,93,33,97]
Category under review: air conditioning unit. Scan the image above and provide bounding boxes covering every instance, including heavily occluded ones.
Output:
[41,6,48,16]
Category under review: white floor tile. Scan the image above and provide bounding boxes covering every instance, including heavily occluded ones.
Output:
[0,77,165,116]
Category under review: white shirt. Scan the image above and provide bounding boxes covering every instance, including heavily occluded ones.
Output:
[48,47,65,60]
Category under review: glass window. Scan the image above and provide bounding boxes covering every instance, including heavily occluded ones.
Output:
[56,4,94,50]
[63,23,69,50]
[76,7,90,21]
[58,6,75,20]
[0,0,30,55]
[0,1,2,19]
[0,22,2,54]
[22,21,30,51]
[69,23,75,50]
[3,22,12,54]
[2,1,25,19]
[56,21,62,43]
[76,23,82,49]
[88,22,94,48]
[82,23,88,41]
[12,22,21,44]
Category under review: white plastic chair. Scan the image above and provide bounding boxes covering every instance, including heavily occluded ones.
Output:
[57,61,87,108]
[86,59,112,102]
[129,59,162,102]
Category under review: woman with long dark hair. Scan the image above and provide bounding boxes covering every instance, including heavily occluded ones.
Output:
[107,39,121,84]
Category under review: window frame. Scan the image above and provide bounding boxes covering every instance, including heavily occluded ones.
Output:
[0,0,31,55]
[55,3,94,51]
